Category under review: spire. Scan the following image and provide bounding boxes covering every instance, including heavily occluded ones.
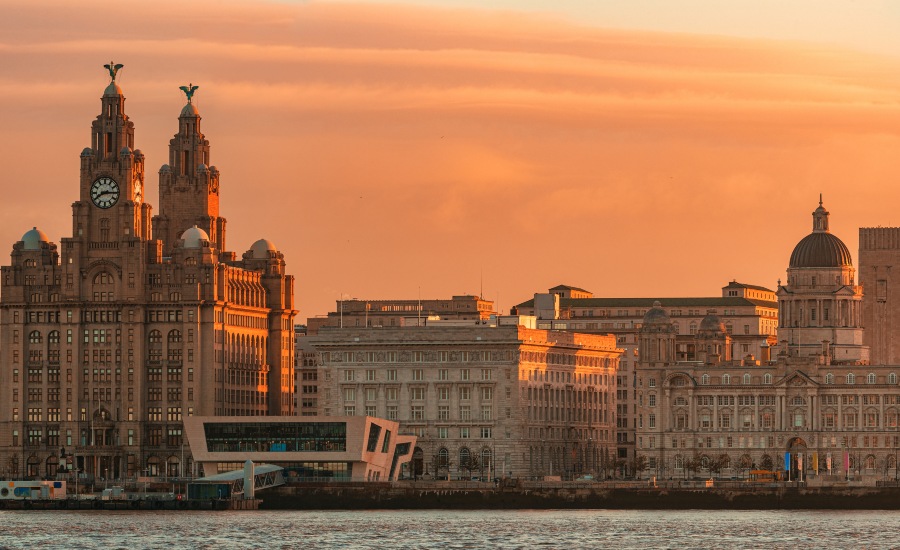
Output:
[812,195,829,233]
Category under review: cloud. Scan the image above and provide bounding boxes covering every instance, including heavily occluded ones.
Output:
[2,0,900,317]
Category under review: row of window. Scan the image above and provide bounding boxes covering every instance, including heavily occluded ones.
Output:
[342,368,499,382]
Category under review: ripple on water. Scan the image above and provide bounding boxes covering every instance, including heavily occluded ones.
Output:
[0,509,896,549]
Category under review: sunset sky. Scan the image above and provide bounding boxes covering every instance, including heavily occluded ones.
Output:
[3,0,900,319]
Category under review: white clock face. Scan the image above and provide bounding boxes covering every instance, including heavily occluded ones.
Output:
[91,176,119,209]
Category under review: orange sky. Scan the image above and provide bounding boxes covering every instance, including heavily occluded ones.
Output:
[3,0,900,319]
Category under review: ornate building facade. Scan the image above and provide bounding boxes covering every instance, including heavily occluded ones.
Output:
[636,201,897,482]
[0,67,296,481]
[511,283,778,473]
[306,320,621,479]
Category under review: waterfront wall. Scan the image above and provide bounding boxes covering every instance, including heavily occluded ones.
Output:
[261,482,900,510]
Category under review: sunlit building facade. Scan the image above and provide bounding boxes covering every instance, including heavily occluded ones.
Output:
[305,320,621,479]
[0,68,295,481]
[636,201,898,482]
[512,283,778,473]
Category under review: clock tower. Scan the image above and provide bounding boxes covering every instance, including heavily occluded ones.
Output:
[73,63,152,246]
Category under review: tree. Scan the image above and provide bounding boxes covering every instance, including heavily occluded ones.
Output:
[631,455,648,479]
[460,454,481,480]
[738,454,753,479]
[709,454,730,479]
[760,454,774,471]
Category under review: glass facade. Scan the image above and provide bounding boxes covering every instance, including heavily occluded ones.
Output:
[204,422,347,453]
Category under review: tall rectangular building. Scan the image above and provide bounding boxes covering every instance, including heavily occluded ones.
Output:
[0,66,295,481]
[859,227,900,365]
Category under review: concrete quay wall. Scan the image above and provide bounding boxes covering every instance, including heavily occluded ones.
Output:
[261,482,900,510]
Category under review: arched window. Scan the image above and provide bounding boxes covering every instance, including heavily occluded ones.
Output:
[722,374,731,385]
[847,373,856,385]
[867,373,876,384]
[763,373,772,384]
[28,331,42,344]
[689,323,697,335]
[674,455,684,469]
[148,330,163,344]
[825,373,834,385]
[185,257,197,266]
[458,447,470,472]
[48,331,60,345]
[890,373,898,385]
[701,374,710,385]
[743,373,751,384]
[168,330,182,344]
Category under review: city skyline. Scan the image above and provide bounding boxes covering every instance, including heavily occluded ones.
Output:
[4,0,900,319]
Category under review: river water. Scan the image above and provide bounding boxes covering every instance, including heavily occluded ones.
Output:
[0,509,896,549]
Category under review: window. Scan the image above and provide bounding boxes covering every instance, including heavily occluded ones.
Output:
[648,394,656,407]
[460,369,470,381]
[649,413,656,429]
[890,373,898,385]
[438,387,450,400]
[764,373,772,384]
[847,373,856,385]
[366,369,376,381]
[459,405,471,421]
[410,405,425,420]
[343,370,355,382]
[460,427,470,439]
[410,387,425,400]
[438,405,450,421]
[459,387,471,400]
[743,373,751,384]
[701,374,709,385]
[412,369,424,381]
[825,373,834,384]
[481,387,493,401]
[385,387,398,401]
[387,369,397,381]
[438,369,449,381]
[480,427,492,439]
[481,369,492,381]
[722,374,731,385]
[868,373,876,384]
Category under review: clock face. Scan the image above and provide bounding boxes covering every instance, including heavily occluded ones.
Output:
[91,176,119,209]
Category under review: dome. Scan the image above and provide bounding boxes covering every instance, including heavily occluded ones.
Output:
[181,226,210,249]
[789,197,853,268]
[197,163,208,173]
[120,146,132,156]
[180,103,199,117]
[159,164,172,174]
[103,82,123,97]
[789,233,852,268]
[81,147,93,157]
[22,227,49,250]
[699,312,726,333]
[250,238,277,259]
[642,301,670,325]
[133,149,144,159]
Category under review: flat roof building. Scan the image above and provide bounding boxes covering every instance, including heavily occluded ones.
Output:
[184,416,415,482]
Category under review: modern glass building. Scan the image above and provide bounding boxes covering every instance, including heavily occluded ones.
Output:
[184,416,415,481]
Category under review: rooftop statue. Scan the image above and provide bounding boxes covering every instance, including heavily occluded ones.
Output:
[180,83,199,103]
[104,61,123,82]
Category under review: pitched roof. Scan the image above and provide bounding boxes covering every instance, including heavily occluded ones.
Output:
[723,281,774,292]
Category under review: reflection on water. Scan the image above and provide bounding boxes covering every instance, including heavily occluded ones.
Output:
[0,509,895,549]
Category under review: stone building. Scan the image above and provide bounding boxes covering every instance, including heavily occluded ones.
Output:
[304,320,621,479]
[511,283,778,473]
[0,67,295,481]
[306,295,495,335]
[636,201,897,482]
[777,198,868,363]
[860,226,900,365]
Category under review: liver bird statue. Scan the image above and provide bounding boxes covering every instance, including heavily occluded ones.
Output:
[180,83,199,103]
[104,61,124,82]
